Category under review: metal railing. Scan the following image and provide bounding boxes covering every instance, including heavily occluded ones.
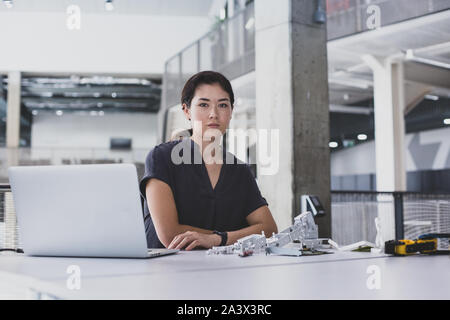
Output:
[0,185,20,250]
[331,191,450,246]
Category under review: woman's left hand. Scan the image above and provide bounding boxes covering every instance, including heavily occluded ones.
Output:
[168,231,221,250]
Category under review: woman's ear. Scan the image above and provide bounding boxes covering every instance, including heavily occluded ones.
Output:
[182,103,191,121]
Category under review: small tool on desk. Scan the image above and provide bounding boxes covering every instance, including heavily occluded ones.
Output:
[385,233,450,256]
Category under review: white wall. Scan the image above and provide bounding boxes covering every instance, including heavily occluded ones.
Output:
[0,10,211,75]
[30,111,157,163]
[331,125,450,175]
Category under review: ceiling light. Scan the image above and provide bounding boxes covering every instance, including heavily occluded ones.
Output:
[444,118,450,125]
[3,0,13,9]
[219,8,226,20]
[99,111,105,116]
[405,49,450,69]
[357,134,368,141]
[329,104,373,115]
[105,0,114,11]
[56,110,63,116]
[329,141,338,148]
[328,78,371,89]
[111,92,117,98]
[245,17,254,30]
[424,94,439,101]
[32,110,39,116]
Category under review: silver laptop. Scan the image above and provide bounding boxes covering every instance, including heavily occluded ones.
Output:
[8,164,178,259]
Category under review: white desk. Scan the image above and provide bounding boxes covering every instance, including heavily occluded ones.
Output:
[0,250,449,299]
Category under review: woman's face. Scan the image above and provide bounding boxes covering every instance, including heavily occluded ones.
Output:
[183,83,233,140]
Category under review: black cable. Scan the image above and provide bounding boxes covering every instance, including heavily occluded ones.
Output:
[0,248,24,253]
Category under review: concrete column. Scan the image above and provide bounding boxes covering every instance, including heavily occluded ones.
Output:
[362,55,406,191]
[255,0,331,237]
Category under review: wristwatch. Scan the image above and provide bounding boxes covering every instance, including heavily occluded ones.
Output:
[212,230,228,246]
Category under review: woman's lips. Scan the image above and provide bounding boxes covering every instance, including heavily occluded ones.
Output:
[207,124,220,128]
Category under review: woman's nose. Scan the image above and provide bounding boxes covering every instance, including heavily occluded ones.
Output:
[209,105,219,118]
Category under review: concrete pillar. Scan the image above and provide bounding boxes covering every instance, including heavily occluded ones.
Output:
[362,55,406,192]
[255,0,331,237]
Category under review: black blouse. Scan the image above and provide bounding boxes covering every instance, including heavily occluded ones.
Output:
[139,138,268,248]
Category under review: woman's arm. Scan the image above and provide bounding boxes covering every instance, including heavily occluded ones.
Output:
[226,205,278,245]
[168,205,278,250]
[147,178,278,250]
[146,178,217,247]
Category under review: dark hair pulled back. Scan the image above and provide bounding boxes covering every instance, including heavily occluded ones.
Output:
[181,71,234,108]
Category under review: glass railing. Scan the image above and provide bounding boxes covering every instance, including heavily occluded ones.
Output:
[326,0,449,40]
[162,1,255,109]
[161,0,449,113]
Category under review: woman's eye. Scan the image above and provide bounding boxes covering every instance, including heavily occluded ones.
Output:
[219,104,228,108]
[199,103,208,107]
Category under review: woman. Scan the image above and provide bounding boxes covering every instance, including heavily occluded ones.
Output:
[139,71,277,250]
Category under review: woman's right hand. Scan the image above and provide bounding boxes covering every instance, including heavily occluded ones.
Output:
[168,231,222,250]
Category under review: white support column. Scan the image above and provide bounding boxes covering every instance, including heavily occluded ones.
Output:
[227,0,237,62]
[362,55,406,192]
[4,72,21,251]
[255,0,293,231]
[6,71,21,148]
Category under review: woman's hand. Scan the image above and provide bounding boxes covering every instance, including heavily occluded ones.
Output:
[168,231,221,250]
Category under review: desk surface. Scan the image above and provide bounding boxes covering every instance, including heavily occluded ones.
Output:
[1,250,449,299]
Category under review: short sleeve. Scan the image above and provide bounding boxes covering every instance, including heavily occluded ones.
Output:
[243,165,268,216]
[139,146,172,200]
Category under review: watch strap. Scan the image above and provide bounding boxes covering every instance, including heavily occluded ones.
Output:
[213,230,227,246]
